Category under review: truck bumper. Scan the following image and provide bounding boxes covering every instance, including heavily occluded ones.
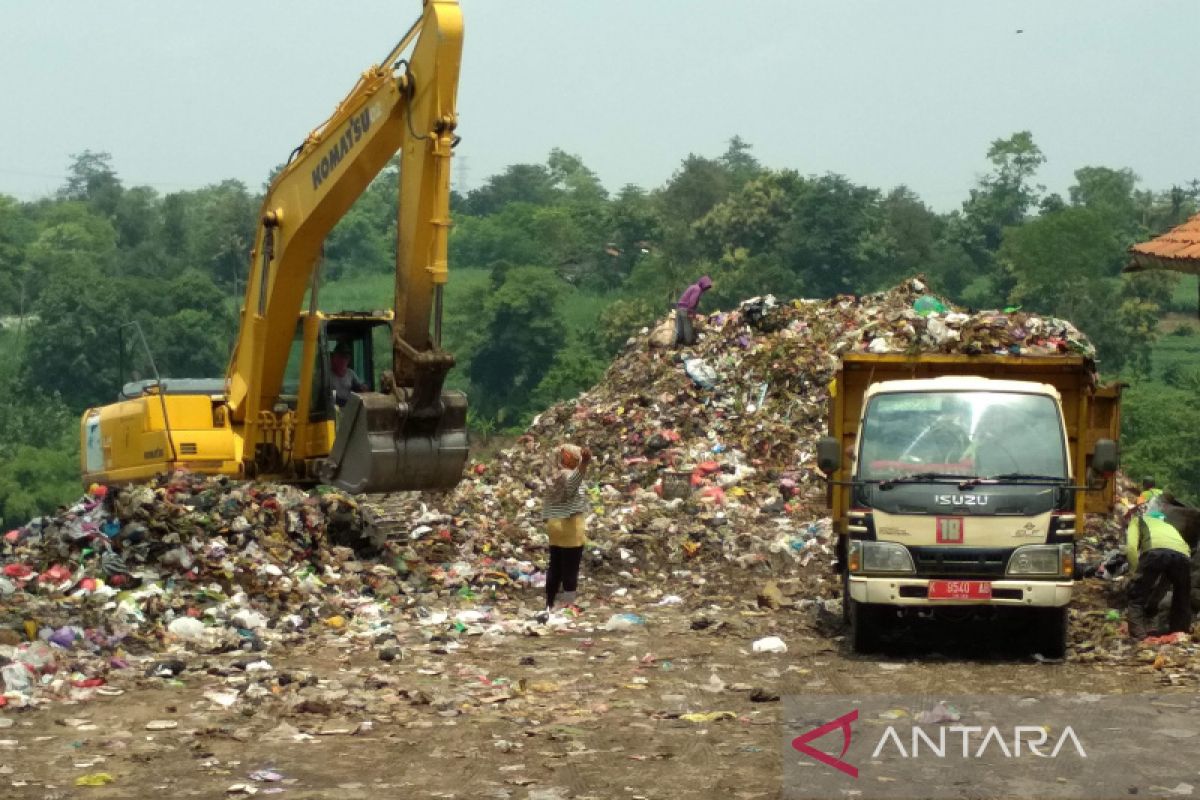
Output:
[848,576,1072,607]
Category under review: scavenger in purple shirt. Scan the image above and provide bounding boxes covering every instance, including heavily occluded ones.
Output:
[674,275,712,345]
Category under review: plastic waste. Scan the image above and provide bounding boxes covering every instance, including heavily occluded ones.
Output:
[249,770,284,782]
[913,295,948,316]
[603,613,645,631]
[2,664,32,694]
[49,626,78,648]
[683,358,719,390]
[167,617,206,641]
[916,702,961,724]
[1143,632,1189,646]
[233,610,269,631]
[680,711,736,723]
[751,636,787,654]
[75,772,116,787]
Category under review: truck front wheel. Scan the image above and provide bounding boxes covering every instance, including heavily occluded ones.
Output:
[1032,607,1068,659]
[849,599,884,653]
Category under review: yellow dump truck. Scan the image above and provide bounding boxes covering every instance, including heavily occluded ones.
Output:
[817,352,1122,656]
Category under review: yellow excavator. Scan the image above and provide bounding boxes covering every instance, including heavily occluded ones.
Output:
[80,0,467,494]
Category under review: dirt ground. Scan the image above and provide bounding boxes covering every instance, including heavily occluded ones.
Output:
[1,569,1182,800]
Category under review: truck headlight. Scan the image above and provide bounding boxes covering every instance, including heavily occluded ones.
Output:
[1006,544,1073,577]
[850,540,914,574]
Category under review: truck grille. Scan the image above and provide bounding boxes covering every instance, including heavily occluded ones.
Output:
[908,546,1013,578]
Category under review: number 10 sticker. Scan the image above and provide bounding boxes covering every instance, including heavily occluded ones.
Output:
[936,516,964,543]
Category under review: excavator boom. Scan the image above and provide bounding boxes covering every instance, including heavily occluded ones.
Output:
[319,0,468,493]
[81,2,469,494]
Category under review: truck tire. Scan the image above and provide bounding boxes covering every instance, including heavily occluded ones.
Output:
[850,599,883,654]
[1033,607,1068,659]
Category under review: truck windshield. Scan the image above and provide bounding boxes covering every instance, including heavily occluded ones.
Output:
[858,391,1066,481]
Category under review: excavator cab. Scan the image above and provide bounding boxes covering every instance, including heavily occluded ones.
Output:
[308,313,468,494]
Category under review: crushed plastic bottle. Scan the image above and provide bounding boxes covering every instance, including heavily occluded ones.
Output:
[2,663,32,694]
[167,617,206,641]
[603,613,646,631]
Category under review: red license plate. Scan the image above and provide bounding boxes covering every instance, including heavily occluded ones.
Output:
[928,580,992,600]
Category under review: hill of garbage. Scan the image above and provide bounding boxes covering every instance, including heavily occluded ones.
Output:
[4,277,1130,705]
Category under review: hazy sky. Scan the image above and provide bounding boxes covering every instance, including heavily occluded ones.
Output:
[2,1,1197,210]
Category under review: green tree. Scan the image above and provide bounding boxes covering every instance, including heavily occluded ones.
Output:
[112,185,162,250]
[547,149,608,205]
[184,180,257,291]
[0,195,37,315]
[880,186,938,278]
[774,174,884,297]
[466,266,565,424]
[999,206,1124,306]
[954,131,1047,293]
[0,344,81,528]
[452,203,546,277]
[531,204,601,284]
[695,171,803,257]
[0,444,80,529]
[148,308,230,378]
[22,203,118,300]
[597,296,660,354]
[531,337,607,410]
[462,163,561,216]
[22,263,130,409]
[924,235,976,301]
[323,211,390,279]
[658,154,733,226]
[998,206,1165,372]
[59,150,124,217]
[719,136,764,188]
[604,184,661,279]
[322,161,400,280]
[1069,166,1139,231]
[1121,383,1200,504]
[706,251,804,309]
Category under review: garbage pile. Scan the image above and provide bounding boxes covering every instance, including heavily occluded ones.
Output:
[368,276,1099,596]
[1066,477,1200,683]
[1,473,417,706]
[1,276,1117,707]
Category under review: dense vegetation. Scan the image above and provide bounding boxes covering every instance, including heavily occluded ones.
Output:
[2,134,1198,526]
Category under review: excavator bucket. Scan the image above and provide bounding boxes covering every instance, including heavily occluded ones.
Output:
[319,390,468,493]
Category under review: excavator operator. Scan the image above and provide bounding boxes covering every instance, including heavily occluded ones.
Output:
[330,342,368,407]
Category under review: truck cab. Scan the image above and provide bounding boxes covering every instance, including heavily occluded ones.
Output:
[818,354,1121,657]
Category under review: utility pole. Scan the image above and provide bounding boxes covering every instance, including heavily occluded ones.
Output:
[455,155,470,196]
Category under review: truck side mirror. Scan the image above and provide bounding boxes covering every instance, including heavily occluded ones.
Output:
[817,436,842,475]
[1092,439,1119,476]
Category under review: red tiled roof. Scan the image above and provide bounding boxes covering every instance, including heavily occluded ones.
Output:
[1126,213,1200,274]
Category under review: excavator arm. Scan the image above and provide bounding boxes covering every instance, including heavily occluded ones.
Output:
[228,0,467,492]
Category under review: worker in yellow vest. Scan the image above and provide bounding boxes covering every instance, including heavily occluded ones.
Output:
[1125,489,1193,639]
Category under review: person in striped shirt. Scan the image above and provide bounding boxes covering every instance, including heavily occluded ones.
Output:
[537,444,592,622]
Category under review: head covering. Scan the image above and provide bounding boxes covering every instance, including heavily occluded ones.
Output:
[1138,488,1166,520]
[698,275,713,291]
[331,341,352,358]
[545,444,582,487]
[558,444,582,469]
